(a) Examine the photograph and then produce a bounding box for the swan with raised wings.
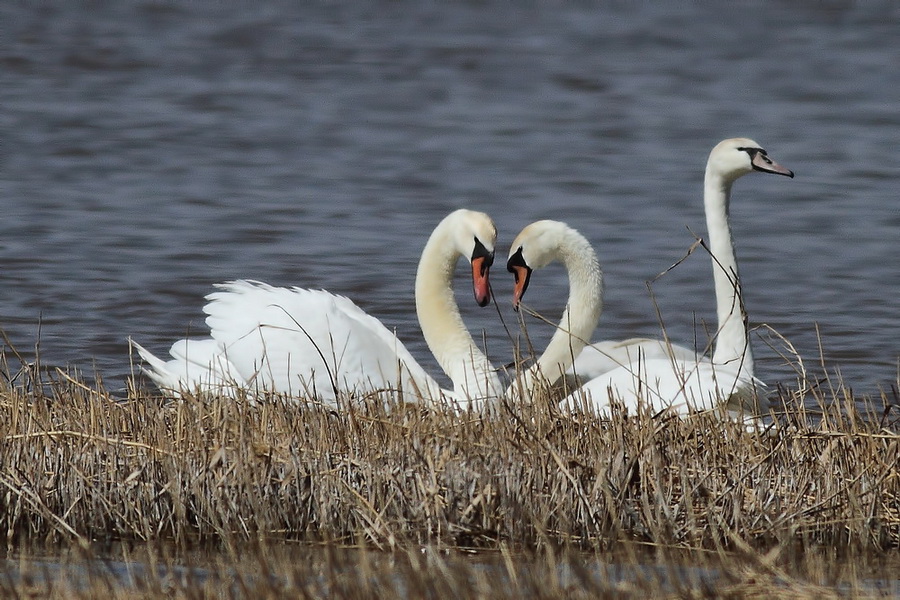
[508,138,793,414]
[132,209,502,408]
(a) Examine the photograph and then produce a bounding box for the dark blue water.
[3,2,899,399]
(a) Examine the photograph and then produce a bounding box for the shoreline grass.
[0,344,898,597]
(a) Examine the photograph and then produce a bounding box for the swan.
[505,220,603,394]
[132,209,503,408]
[511,138,793,415]
[570,139,794,386]
[505,221,734,412]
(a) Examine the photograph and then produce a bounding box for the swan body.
[563,357,759,416]
[134,281,444,401]
[513,138,792,416]
[133,209,502,407]
[570,338,698,380]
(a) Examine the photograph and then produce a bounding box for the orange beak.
[506,246,532,312]
[471,255,491,307]
[510,264,530,311]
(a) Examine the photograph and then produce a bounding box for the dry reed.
[0,341,898,597]
[1,349,898,551]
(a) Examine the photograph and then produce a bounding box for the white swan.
[505,220,603,393]
[512,138,793,415]
[132,209,503,408]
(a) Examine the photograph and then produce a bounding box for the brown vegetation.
[0,345,898,597]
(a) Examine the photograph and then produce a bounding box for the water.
[6,545,900,596]
[3,2,899,399]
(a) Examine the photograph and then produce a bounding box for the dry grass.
[0,342,898,597]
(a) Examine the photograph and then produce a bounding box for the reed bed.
[0,355,897,552]
[0,345,898,597]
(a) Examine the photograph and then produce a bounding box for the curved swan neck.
[415,217,501,403]
[703,166,754,377]
[528,227,603,388]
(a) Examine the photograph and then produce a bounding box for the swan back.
[570,337,700,381]
[564,357,759,417]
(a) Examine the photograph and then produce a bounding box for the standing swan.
[511,138,793,414]
[132,209,502,408]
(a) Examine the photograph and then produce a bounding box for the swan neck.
[415,222,501,402]
[704,168,754,377]
[528,231,603,388]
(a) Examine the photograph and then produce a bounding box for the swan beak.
[506,246,532,311]
[510,265,532,311]
[751,151,794,178]
[471,256,492,307]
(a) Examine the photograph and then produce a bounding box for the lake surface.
[3,2,899,400]
[5,543,900,596]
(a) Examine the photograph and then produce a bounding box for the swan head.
[708,138,794,183]
[506,220,572,310]
[449,209,497,307]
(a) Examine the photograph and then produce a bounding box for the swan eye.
[506,246,527,277]
[472,237,494,267]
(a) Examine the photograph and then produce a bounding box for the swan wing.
[202,280,440,403]
[131,338,247,396]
